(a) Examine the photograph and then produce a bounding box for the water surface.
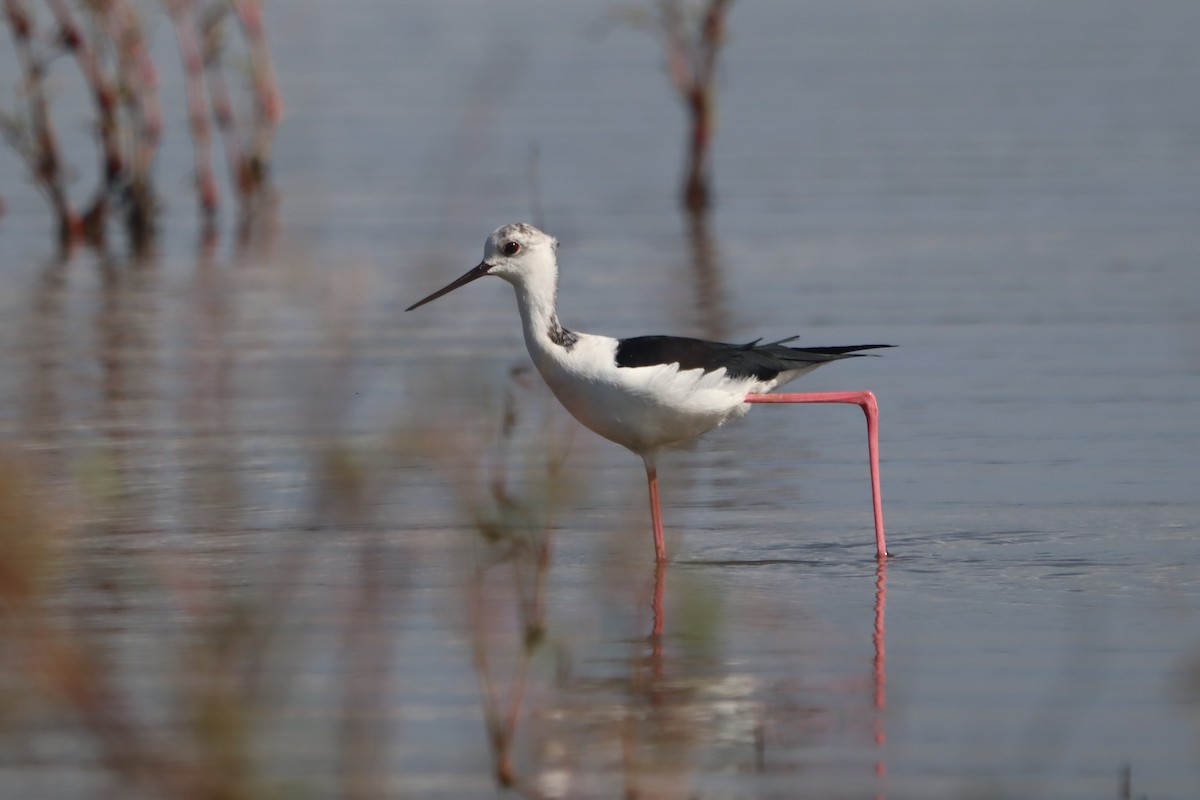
[0,1,1198,797]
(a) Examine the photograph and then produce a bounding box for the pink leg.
[644,459,668,563]
[745,390,889,559]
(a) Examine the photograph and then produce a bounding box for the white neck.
[510,264,570,354]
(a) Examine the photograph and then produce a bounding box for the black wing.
[614,336,892,381]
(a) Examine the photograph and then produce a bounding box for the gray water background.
[1,0,1198,797]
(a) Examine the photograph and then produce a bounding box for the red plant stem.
[3,0,78,242]
[167,0,219,217]
[198,7,249,194]
[690,0,729,166]
[44,0,121,190]
[230,0,282,177]
[109,0,163,188]
[659,0,732,211]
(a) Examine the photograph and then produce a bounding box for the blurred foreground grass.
[0,233,724,798]
[0,237,511,797]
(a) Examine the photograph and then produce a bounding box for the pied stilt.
[407,224,892,562]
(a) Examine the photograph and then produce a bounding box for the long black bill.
[405,261,493,312]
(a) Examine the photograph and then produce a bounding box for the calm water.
[1,1,1198,797]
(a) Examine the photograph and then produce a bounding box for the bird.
[407,223,891,562]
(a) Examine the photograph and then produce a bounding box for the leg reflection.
[645,560,666,686]
[873,559,889,790]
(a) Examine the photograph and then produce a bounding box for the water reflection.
[182,235,240,535]
[1,217,417,797]
[874,560,888,786]
[511,559,892,797]
[684,209,729,341]
[22,257,68,444]
[4,221,891,797]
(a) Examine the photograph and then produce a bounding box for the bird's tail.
[784,343,894,356]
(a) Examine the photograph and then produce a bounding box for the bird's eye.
[502,241,520,256]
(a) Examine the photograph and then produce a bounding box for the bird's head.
[406,223,559,312]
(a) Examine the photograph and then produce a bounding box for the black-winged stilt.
[407,224,892,562]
